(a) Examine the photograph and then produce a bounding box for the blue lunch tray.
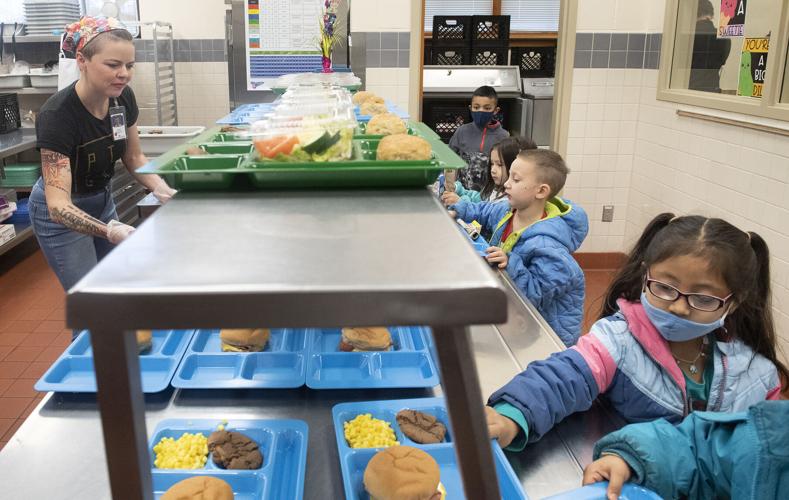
[34,330,195,393]
[216,103,275,125]
[171,329,308,389]
[543,482,662,500]
[332,397,527,500]
[150,418,308,500]
[355,101,410,122]
[305,327,440,390]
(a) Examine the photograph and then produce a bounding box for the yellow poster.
[737,37,768,98]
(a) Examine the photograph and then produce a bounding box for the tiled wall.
[349,0,413,110]
[131,62,229,128]
[574,33,661,70]
[362,33,411,69]
[133,39,226,63]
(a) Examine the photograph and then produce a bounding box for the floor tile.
[19,362,50,380]
[22,398,41,419]
[23,333,60,347]
[3,320,42,334]
[46,308,66,321]
[34,346,64,364]
[0,397,34,419]
[33,320,66,334]
[4,346,43,363]
[19,308,54,322]
[0,345,13,361]
[0,332,29,347]
[1,418,23,442]
[0,418,14,439]
[0,361,28,379]
[0,379,13,394]
[2,378,36,398]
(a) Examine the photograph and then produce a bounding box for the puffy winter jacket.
[489,299,781,444]
[593,400,789,500]
[453,197,588,345]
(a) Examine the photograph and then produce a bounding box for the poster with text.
[719,0,747,38]
[245,0,322,90]
[737,37,768,97]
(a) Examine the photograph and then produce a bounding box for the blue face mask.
[471,110,495,128]
[640,292,726,342]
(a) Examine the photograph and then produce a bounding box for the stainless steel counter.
[0,128,37,160]
[0,273,624,499]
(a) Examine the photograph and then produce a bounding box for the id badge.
[109,105,127,141]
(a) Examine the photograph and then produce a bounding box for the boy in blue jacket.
[449,149,588,346]
[584,400,789,500]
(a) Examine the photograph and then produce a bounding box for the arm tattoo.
[50,205,107,238]
[41,150,73,195]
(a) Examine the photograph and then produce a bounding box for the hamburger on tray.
[219,328,271,352]
[364,446,447,500]
[338,327,393,352]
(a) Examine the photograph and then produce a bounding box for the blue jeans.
[28,178,118,338]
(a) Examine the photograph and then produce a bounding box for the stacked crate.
[469,15,510,67]
[427,15,511,67]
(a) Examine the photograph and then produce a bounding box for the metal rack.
[66,190,509,499]
[129,21,178,126]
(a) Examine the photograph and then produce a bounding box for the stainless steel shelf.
[1,34,61,43]
[3,87,57,95]
[66,189,510,500]
[0,129,37,161]
[68,190,507,330]
[0,223,33,257]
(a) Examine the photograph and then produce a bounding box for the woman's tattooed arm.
[40,149,108,238]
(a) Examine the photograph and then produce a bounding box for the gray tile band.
[133,38,226,63]
[359,31,411,69]
[575,32,661,69]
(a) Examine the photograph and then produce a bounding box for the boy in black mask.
[448,85,510,192]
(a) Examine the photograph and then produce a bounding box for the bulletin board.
[244,0,323,90]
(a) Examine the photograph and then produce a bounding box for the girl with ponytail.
[484,213,786,452]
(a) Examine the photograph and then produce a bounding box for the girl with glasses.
[484,213,787,452]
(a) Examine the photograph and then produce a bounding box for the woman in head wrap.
[29,17,176,318]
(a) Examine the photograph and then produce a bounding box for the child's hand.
[441,191,460,206]
[485,406,520,448]
[447,210,457,219]
[486,247,508,268]
[582,454,633,500]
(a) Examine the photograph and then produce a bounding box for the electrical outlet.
[602,205,614,222]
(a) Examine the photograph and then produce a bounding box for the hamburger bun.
[136,330,152,354]
[364,446,443,500]
[352,90,378,105]
[376,134,432,161]
[219,329,271,352]
[161,476,233,500]
[360,101,388,116]
[339,327,392,352]
[366,113,407,136]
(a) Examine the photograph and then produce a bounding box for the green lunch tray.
[138,134,463,191]
[0,163,41,188]
[354,121,441,142]
[188,126,251,145]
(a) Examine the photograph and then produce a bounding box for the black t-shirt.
[36,82,139,194]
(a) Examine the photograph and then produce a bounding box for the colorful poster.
[719,0,747,38]
[737,37,768,98]
[245,0,323,90]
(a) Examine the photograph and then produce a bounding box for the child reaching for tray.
[485,214,787,452]
[584,400,789,500]
[448,149,588,346]
[441,136,536,206]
